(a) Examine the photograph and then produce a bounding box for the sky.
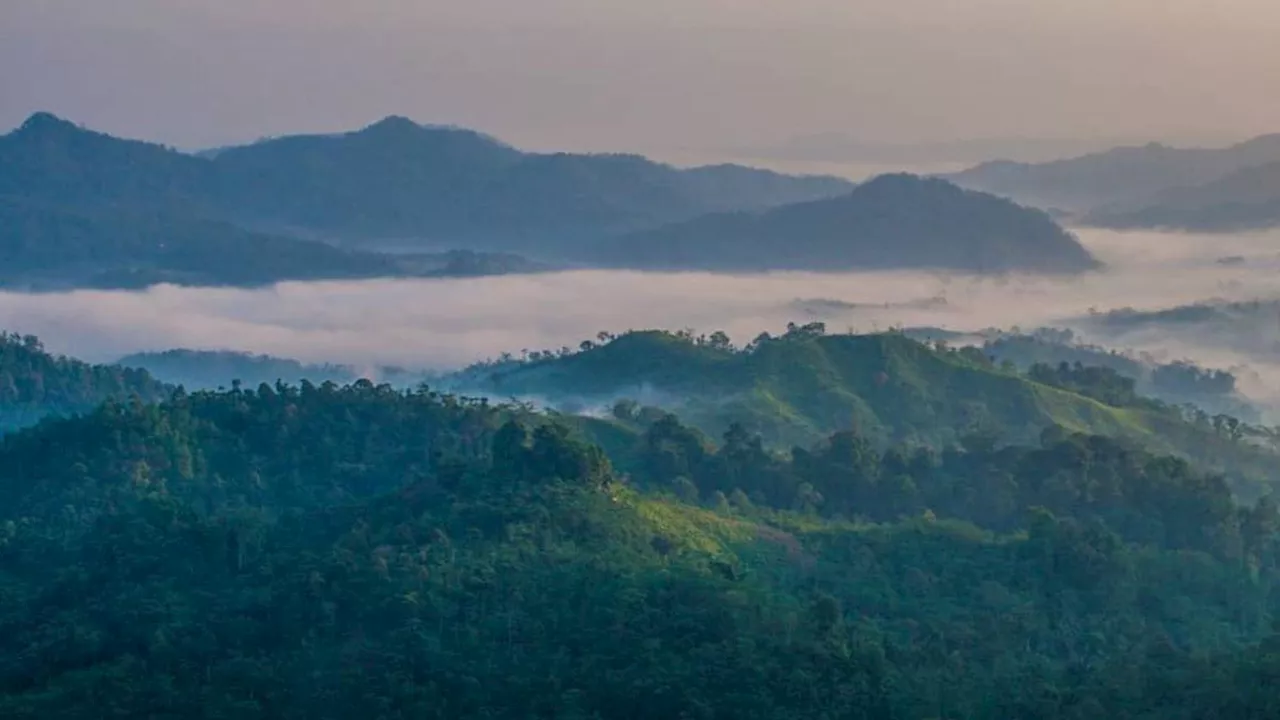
[3,0,1279,162]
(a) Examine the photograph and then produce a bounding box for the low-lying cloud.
[4,228,1280,403]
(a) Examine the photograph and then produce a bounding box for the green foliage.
[0,333,168,432]
[461,329,1280,494]
[0,381,1277,717]
[1028,361,1149,409]
[627,415,1272,564]
[985,329,1257,421]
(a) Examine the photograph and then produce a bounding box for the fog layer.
[3,229,1279,394]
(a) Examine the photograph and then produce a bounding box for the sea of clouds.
[4,227,1280,400]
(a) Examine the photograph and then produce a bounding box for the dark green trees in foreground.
[0,380,1278,718]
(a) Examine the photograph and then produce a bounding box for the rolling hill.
[946,133,1280,213]
[449,328,1280,494]
[596,174,1101,273]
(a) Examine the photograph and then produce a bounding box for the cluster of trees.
[0,379,1277,717]
[456,326,1280,499]
[1027,361,1149,408]
[985,329,1257,421]
[630,414,1278,564]
[0,333,168,431]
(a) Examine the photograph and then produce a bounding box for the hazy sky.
[3,0,1279,157]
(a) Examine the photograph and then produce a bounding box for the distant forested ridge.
[117,349,435,391]
[116,349,361,390]
[1084,160,1280,232]
[0,333,168,431]
[1080,299,1280,367]
[0,196,411,289]
[982,329,1258,421]
[946,133,1280,213]
[0,112,853,287]
[0,377,1277,718]
[597,174,1101,274]
[3,112,1099,282]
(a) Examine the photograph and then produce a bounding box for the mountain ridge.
[596,174,1101,274]
[945,133,1280,213]
[1084,160,1280,231]
[3,112,1091,279]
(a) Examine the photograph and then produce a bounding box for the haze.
[7,228,1280,411]
[4,0,1279,167]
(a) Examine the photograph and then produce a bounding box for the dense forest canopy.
[449,326,1280,499]
[0,376,1277,718]
[0,333,168,431]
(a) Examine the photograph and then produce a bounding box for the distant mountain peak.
[15,111,81,136]
[857,172,928,189]
[360,115,424,135]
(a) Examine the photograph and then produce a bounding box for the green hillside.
[0,382,1277,718]
[0,333,169,432]
[454,328,1280,493]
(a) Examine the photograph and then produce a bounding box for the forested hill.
[597,174,1101,274]
[451,327,1280,494]
[0,381,1277,717]
[0,333,168,431]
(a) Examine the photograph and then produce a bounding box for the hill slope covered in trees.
[0,381,1276,718]
[0,333,168,431]
[450,327,1280,495]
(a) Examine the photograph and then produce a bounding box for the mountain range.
[946,134,1280,223]
[0,112,1101,285]
[1084,160,1280,232]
